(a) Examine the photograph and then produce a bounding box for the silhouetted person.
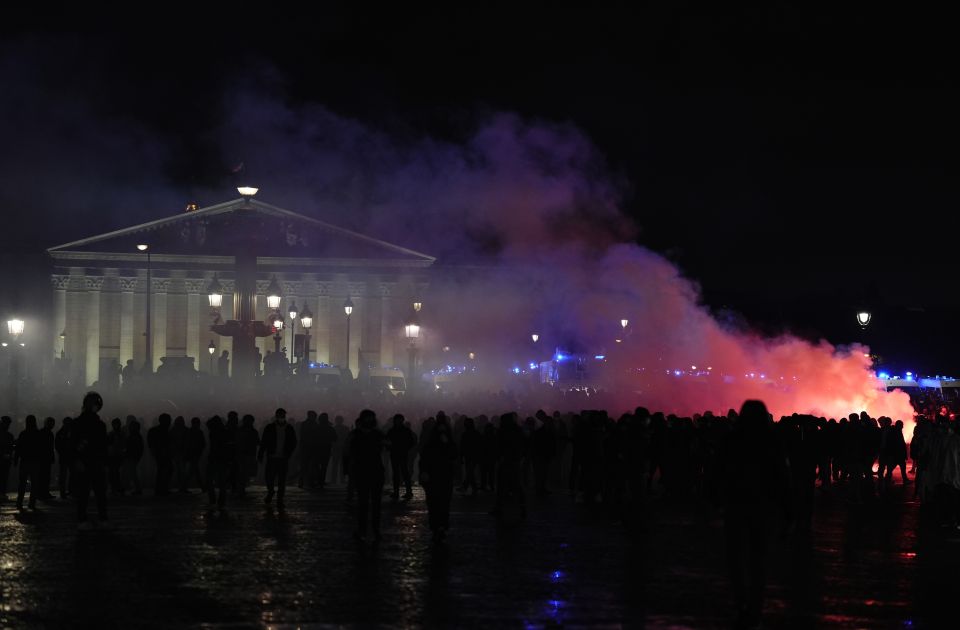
[14,415,41,510]
[493,413,526,521]
[218,350,230,378]
[532,413,556,496]
[170,416,188,493]
[259,408,298,509]
[721,400,789,629]
[72,392,109,529]
[420,418,459,542]
[225,411,240,493]
[206,416,230,510]
[884,420,909,486]
[459,416,481,495]
[236,414,258,494]
[107,417,126,495]
[124,418,143,495]
[55,417,73,499]
[480,422,497,491]
[351,409,384,541]
[121,359,136,388]
[148,414,173,495]
[37,416,57,499]
[331,415,349,486]
[298,410,320,488]
[386,414,416,499]
[184,417,206,491]
[316,413,337,488]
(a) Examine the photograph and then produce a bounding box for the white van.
[368,367,407,396]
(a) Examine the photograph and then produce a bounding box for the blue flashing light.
[906,371,913,377]
[555,353,568,361]
[673,370,682,376]
[594,354,605,360]
[529,362,538,370]
[551,570,564,581]
[878,371,890,379]
[511,366,521,375]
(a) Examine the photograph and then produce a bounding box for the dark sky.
[2,7,958,372]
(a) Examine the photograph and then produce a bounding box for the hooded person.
[71,392,110,529]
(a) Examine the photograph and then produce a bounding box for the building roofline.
[47,197,436,263]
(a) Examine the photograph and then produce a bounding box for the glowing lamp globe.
[343,296,354,317]
[266,276,282,310]
[288,300,298,321]
[237,186,259,196]
[137,244,149,252]
[299,304,313,330]
[207,341,216,355]
[405,323,420,339]
[6,319,24,338]
[207,275,224,309]
[531,333,539,343]
[620,318,629,329]
[856,311,872,328]
[468,351,476,360]
[413,300,423,312]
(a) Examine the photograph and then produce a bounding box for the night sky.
[1,7,957,373]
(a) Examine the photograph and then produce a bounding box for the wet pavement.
[0,475,950,628]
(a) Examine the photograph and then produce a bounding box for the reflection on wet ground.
[0,476,943,628]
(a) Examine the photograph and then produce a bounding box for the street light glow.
[620,318,629,329]
[6,319,24,338]
[237,186,259,196]
[531,333,539,343]
[136,244,148,251]
[857,311,872,327]
[344,296,354,316]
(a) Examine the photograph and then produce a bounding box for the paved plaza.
[0,477,950,628]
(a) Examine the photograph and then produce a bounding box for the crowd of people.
[1,389,951,627]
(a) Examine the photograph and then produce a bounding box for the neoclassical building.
[48,195,434,385]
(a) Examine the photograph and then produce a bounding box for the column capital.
[51,274,71,290]
[152,278,171,293]
[118,277,138,292]
[184,279,206,294]
[84,277,104,291]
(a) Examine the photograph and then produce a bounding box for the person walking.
[317,413,337,489]
[124,419,144,496]
[184,417,206,492]
[259,408,298,509]
[147,414,172,496]
[55,417,74,499]
[386,414,416,500]
[351,409,385,542]
[71,392,110,529]
[420,419,459,542]
[107,418,126,495]
[0,417,14,502]
[206,416,230,511]
[14,415,41,510]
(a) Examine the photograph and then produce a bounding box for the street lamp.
[413,300,422,313]
[270,314,284,353]
[6,318,24,420]
[207,274,223,310]
[856,311,872,328]
[405,314,420,388]
[137,244,152,372]
[287,300,298,366]
[266,276,282,311]
[299,304,313,371]
[207,340,215,373]
[343,296,354,374]
[620,318,629,330]
[531,333,539,343]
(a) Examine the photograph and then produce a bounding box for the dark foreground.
[0,476,954,628]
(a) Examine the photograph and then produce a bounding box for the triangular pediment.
[48,198,435,264]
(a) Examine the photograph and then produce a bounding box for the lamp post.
[299,304,313,373]
[270,315,284,353]
[207,274,223,311]
[207,340,215,374]
[405,316,420,389]
[137,244,151,372]
[856,311,872,329]
[7,318,24,420]
[344,296,354,374]
[287,300,298,366]
[531,333,539,343]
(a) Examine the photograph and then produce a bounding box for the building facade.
[48,196,434,385]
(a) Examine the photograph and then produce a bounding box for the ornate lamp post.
[531,333,539,343]
[404,315,420,387]
[343,296,354,374]
[207,340,216,374]
[7,318,24,420]
[287,300,298,366]
[856,311,872,329]
[270,314,284,354]
[137,244,151,372]
[207,274,223,311]
[266,276,282,311]
[299,304,313,372]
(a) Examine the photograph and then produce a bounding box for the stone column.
[185,279,204,368]
[219,280,234,373]
[152,278,169,372]
[283,281,299,361]
[348,282,364,376]
[118,277,136,366]
[314,289,330,365]
[84,277,104,386]
[51,275,69,359]
[379,282,394,368]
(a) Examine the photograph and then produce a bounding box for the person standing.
[459,417,482,496]
[107,418,126,495]
[330,415,349,486]
[259,408,298,509]
[298,411,320,489]
[170,416,188,493]
[71,392,110,529]
[14,415,41,510]
[184,417,206,491]
[0,417,14,502]
[37,417,57,499]
[317,413,337,489]
[386,414,416,500]
[206,416,230,511]
[55,417,73,499]
[420,419,459,542]
[217,350,230,378]
[147,414,172,496]
[351,409,385,541]
[236,414,258,494]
